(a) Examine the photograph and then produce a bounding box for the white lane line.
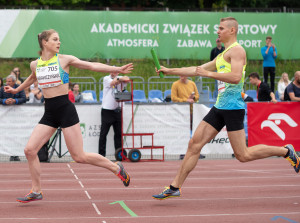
[67,164,90,199]
[78,181,84,188]
[0,211,299,220]
[85,190,91,200]
[92,203,101,215]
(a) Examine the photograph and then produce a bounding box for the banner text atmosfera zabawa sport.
[0,10,298,59]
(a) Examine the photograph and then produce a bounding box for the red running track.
[0,158,299,223]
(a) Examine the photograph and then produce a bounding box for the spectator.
[12,67,23,85]
[248,72,277,103]
[171,76,204,159]
[210,39,225,89]
[261,36,277,92]
[0,74,26,161]
[210,39,225,61]
[277,72,291,100]
[28,81,43,103]
[284,71,300,101]
[241,92,254,102]
[0,74,26,105]
[68,82,75,103]
[24,86,31,102]
[171,76,199,103]
[99,72,130,157]
[0,77,3,88]
[73,83,83,103]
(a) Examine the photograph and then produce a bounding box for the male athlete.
[152,17,299,200]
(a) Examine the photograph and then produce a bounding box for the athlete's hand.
[195,66,208,77]
[118,63,133,74]
[4,86,17,94]
[156,66,170,76]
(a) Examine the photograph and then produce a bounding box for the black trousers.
[98,108,122,157]
[263,67,276,92]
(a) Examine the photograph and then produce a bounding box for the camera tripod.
[47,127,69,162]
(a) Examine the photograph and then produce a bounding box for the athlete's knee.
[234,151,251,163]
[72,154,87,164]
[24,145,37,158]
[187,138,202,155]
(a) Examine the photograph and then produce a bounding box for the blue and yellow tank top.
[36,54,69,88]
[215,42,246,110]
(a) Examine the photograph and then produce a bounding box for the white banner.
[0,104,233,157]
[192,104,233,154]
[0,104,190,156]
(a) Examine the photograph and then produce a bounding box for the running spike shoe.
[116,162,130,187]
[17,190,43,203]
[152,186,181,200]
[285,144,300,173]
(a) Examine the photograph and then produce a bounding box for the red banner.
[247,102,300,151]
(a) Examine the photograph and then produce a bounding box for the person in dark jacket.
[0,74,26,162]
[248,72,277,103]
[0,74,26,105]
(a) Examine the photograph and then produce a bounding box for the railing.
[147,76,193,92]
[70,75,281,103]
[70,77,97,92]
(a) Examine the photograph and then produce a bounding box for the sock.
[116,166,120,175]
[284,148,290,158]
[170,185,179,191]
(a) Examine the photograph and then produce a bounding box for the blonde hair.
[37,29,58,55]
[279,72,290,83]
[220,17,238,34]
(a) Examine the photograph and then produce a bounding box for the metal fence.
[70,77,97,91]
[71,75,281,103]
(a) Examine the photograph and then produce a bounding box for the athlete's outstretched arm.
[65,55,133,74]
[196,46,246,84]
[156,60,216,77]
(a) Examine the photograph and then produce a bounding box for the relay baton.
[151,48,164,78]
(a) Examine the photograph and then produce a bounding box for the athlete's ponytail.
[37,29,57,56]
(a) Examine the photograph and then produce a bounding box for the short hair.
[6,74,16,82]
[295,71,300,78]
[220,17,238,34]
[266,36,272,40]
[248,72,260,80]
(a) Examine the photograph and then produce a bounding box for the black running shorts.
[39,94,79,128]
[203,106,245,132]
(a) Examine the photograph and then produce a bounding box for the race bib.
[218,80,225,93]
[36,65,62,88]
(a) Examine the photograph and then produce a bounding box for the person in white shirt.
[277,72,291,100]
[99,72,130,157]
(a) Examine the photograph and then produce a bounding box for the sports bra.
[36,54,69,89]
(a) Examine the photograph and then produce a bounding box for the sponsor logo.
[48,62,57,65]
[261,113,298,140]
[80,123,86,138]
